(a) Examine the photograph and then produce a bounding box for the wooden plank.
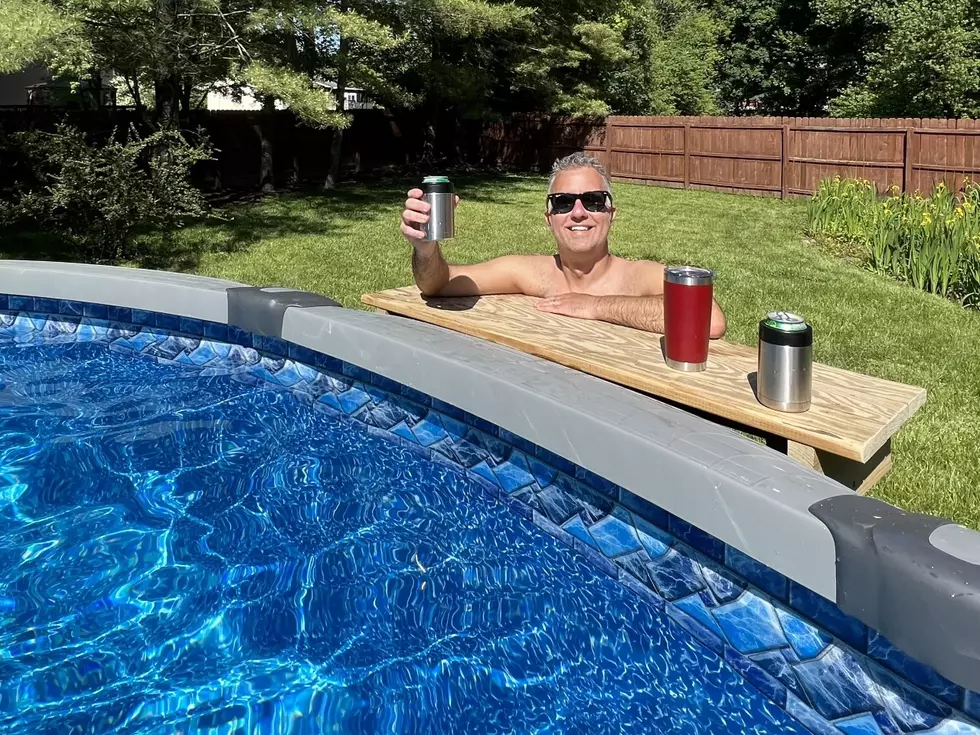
[610,175,686,185]
[614,121,784,131]
[785,439,892,495]
[689,179,782,193]
[781,125,790,199]
[604,118,613,175]
[904,128,915,193]
[610,147,683,156]
[788,127,904,135]
[788,157,904,168]
[914,125,980,134]
[683,123,690,189]
[691,151,782,162]
[913,162,980,174]
[361,288,927,464]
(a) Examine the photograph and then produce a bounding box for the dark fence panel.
[0,107,605,192]
[4,107,975,196]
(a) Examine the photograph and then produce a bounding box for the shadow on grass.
[0,173,548,273]
[0,227,78,262]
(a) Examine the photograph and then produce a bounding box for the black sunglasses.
[547,190,612,214]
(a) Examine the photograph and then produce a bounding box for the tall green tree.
[0,0,348,129]
[823,0,980,118]
[245,0,410,186]
[605,0,721,115]
[504,0,629,116]
[707,0,873,115]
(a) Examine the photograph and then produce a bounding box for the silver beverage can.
[421,175,455,241]
[757,311,813,413]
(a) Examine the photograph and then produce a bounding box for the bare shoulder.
[510,254,561,296]
[617,256,667,295]
[477,253,555,278]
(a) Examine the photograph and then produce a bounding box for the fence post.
[604,117,612,176]
[904,128,915,194]
[683,123,690,189]
[781,125,790,199]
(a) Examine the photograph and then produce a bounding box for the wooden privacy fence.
[4,107,979,196]
[582,117,980,198]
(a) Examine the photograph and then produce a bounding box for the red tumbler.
[663,266,714,372]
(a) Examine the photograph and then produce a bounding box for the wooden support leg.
[782,438,892,495]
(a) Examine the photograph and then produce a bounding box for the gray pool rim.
[1,259,977,694]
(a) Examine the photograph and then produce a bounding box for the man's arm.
[411,242,528,297]
[402,188,534,297]
[593,295,727,338]
[536,293,727,338]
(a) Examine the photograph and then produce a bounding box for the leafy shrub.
[806,177,980,309]
[2,123,212,262]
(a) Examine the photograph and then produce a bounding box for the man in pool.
[398,151,727,338]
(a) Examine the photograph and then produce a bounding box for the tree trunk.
[324,32,350,190]
[154,75,181,129]
[88,68,102,111]
[180,82,192,118]
[153,0,181,129]
[256,95,276,193]
[422,99,438,167]
[285,33,302,186]
[124,75,145,123]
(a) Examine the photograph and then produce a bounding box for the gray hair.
[548,152,612,194]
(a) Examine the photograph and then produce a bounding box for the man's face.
[545,167,615,256]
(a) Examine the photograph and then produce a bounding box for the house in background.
[1,68,374,112]
[0,67,50,106]
[0,66,115,108]
[206,79,378,111]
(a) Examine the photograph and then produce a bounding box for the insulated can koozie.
[421,175,455,241]
[757,311,813,412]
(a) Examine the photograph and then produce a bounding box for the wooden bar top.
[361,287,927,464]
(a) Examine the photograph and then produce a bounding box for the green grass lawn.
[6,174,980,528]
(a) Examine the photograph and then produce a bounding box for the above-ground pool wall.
[1,260,979,734]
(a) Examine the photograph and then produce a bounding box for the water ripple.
[0,340,809,734]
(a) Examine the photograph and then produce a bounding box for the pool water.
[0,339,810,734]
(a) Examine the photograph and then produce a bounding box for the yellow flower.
[955,207,965,219]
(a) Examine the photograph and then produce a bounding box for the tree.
[824,0,980,118]
[605,0,721,116]
[245,0,411,187]
[0,0,347,130]
[707,0,873,115]
[497,0,632,117]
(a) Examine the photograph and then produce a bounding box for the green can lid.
[422,175,450,183]
[764,311,808,332]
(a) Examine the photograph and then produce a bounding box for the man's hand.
[400,188,460,244]
[535,293,600,319]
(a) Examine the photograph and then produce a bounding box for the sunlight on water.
[0,340,808,734]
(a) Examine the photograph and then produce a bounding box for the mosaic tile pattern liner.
[2,296,978,735]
